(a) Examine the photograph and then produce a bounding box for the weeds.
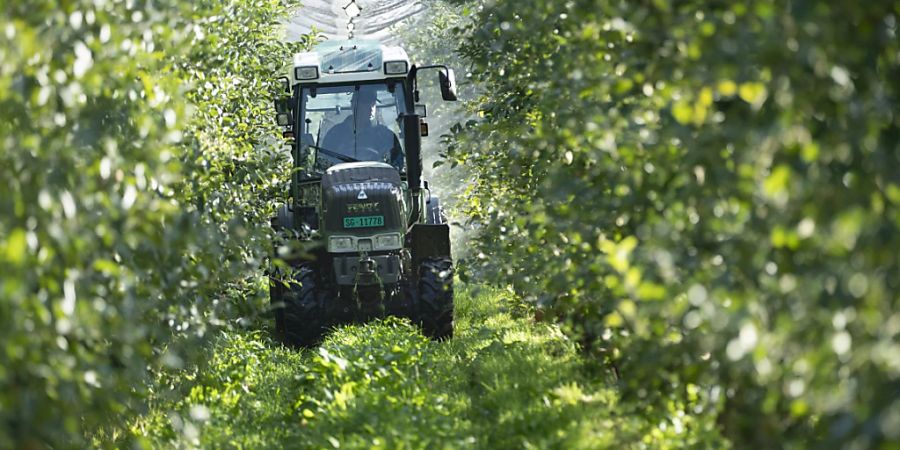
[131,283,723,449]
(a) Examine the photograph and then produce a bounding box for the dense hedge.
[0,1,310,447]
[448,0,899,447]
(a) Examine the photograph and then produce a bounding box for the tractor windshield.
[298,82,407,176]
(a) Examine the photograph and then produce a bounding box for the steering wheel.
[356,146,384,162]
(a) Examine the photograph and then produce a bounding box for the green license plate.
[343,215,385,228]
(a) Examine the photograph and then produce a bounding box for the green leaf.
[3,228,27,266]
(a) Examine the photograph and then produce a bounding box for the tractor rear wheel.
[417,257,454,340]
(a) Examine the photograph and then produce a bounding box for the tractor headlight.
[294,66,319,80]
[374,233,402,250]
[384,61,408,75]
[328,233,402,252]
[328,236,353,252]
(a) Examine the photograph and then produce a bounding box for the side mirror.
[277,76,290,94]
[276,112,292,126]
[438,69,458,101]
[274,96,290,114]
[415,104,427,117]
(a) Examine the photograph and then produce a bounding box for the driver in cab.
[321,88,403,168]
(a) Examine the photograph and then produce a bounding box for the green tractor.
[269,40,457,346]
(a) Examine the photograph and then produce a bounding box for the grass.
[129,284,721,449]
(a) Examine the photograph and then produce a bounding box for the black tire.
[418,257,454,340]
[268,275,287,342]
[269,204,293,342]
[280,265,331,347]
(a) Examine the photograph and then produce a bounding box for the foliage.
[394,1,479,261]
[0,0,313,447]
[5,0,896,447]
[133,285,724,448]
[446,0,900,447]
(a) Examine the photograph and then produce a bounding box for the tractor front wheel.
[268,275,287,342]
[417,257,454,340]
[280,264,332,347]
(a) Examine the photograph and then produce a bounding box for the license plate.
[343,215,384,228]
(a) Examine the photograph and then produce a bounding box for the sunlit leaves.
[0,0,315,447]
[737,82,767,106]
[448,0,900,447]
[2,229,28,266]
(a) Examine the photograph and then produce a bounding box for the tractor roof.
[290,39,410,85]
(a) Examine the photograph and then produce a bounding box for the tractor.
[269,40,457,346]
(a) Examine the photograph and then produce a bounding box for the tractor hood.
[322,162,401,188]
[321,162,406,240]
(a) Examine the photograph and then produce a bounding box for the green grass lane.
[131,285,717,449]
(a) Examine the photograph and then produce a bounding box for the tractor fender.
[271,204,294,231]
[409,223,451,270]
